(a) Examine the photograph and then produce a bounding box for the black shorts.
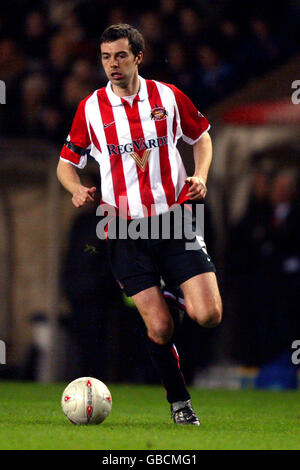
[106,204,216,297]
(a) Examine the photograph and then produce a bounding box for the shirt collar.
[106,76,149,106]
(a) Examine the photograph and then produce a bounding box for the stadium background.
[0,0,299,389]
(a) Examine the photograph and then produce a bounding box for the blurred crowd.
[0,0,299,145]
[229,158,300,384]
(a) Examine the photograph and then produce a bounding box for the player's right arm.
[57,96,96,208]
[57,160,96,208]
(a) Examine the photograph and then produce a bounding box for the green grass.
[0,381,299,450]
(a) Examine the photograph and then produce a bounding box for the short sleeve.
[166,84,210,145]
[60,98,91,168]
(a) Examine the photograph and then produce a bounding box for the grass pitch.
[0,381,299,450]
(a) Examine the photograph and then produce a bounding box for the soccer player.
[57,24,222,426]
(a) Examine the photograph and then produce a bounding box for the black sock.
[146,336,190,404]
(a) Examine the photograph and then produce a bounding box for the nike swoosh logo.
[103,121,115,128]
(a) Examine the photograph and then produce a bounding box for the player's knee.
[201,305,222,328]
[148,319,174,345]
[186,302,222,328]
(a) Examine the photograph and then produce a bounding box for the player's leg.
[131,285,200,425]
[155,241,220,425]
[131,286,191,403]
[180,272,222,328]
[107,235,199,424]
[132,285,174,344]
[168,201,222,326]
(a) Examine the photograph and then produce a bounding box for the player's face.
[100,38,142,89]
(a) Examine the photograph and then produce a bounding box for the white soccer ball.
[61,377,112,425]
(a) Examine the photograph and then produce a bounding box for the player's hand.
[72,185,97,208]
[185,176,207,200]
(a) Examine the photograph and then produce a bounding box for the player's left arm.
[185,132,212,200]
[164,84,212,200]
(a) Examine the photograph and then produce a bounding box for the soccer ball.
[61,377,112,425]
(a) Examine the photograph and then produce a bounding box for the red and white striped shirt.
[60,76,210,219]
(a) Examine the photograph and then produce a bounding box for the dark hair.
[100,24,145,57]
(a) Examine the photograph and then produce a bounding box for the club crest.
[150,106,168,121]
